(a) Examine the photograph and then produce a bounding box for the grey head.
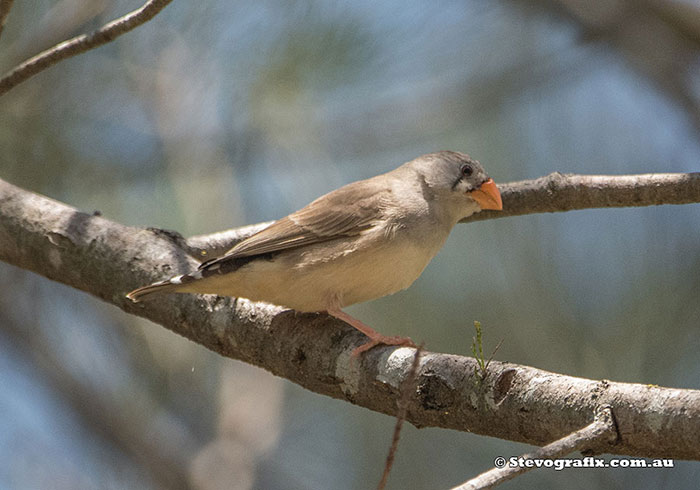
[408,151,491,192]
[401,151,503,218]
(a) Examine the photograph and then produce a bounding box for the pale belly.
[186,230,450,312]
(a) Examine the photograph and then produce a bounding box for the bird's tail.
[126,274,193,303]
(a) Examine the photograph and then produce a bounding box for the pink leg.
[327,309,416,357]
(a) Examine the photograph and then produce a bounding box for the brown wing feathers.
[128,178,392,302]
[199,179,389,270]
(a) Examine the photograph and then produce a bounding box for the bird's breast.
[288,223,451,309]
[205,222,453,312]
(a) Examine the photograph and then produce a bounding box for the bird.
[127,151,503,356]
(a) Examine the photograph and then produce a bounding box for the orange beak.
[469,179,503,210]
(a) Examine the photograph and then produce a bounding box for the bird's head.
[408,151,503,219]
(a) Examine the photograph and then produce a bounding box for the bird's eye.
[460,164,473,177]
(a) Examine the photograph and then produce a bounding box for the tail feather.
[126,271,203,302]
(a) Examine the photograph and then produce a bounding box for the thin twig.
[377,344,424,490]
[483,338,504,373]
[450,406,618,490]
[0,0,173,96]
[0,0,13,38]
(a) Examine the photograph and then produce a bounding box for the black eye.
[460,164,473,177]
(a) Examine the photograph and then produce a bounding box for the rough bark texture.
[1,174,700,460]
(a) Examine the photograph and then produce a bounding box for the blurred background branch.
[532,0,700,130]
[0,0,13,38]
[0,0,172,96]
[0,306,196,490]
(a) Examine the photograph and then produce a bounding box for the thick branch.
[1,175,699,460]
[0,0,172,96]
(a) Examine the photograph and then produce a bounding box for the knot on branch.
[542,171,571,192]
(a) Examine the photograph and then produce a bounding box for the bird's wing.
[199,178,391,269]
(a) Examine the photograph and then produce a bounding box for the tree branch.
[452,406,618,489]
[1,174,699,460]
[0,0,172,96]
[185,172,700,255]
[464,171,700,222]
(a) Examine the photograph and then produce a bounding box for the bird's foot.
[351,334,416,358]
[326,308,417,358]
